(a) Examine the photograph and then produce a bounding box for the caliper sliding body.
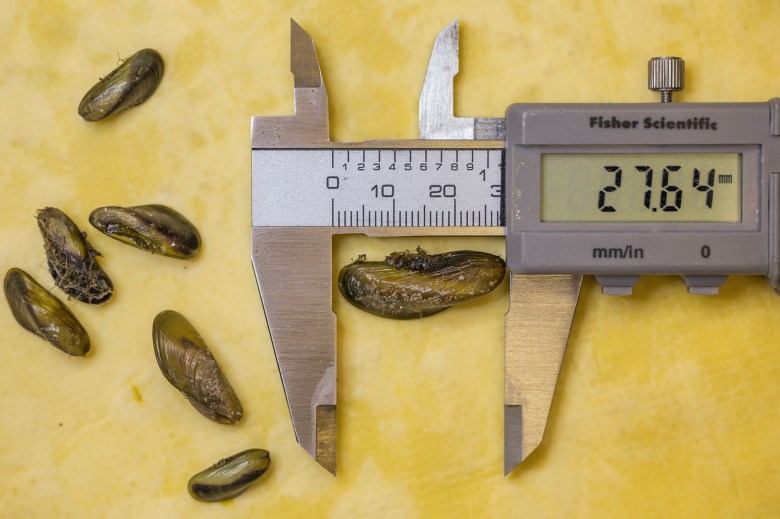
[251,20,780,475]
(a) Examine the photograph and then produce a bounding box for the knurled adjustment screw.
[648,56,685,102]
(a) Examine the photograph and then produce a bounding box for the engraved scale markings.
[252,148,504,227]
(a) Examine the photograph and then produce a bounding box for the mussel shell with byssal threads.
[36,207,113,305]
[89,205,201,259]
[152,310,243,424]
[338,248,506,319]
[188,449,271,502]
[4,268,90,356]
[78,48,164,122]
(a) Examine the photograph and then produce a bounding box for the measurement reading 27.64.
[596,165,731,213]
[540,153,741,223]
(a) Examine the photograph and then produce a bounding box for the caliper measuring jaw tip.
[251,19,570,476]
[419,19,506,140]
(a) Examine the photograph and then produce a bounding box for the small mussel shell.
[188,449,271,502]
[338,248,506,319]
[4,268,90,356]
[153,310,243,424]
[78,48,164,122]
[89,204,201,259]
[36,207,113,305]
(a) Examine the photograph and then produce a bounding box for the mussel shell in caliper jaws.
[338,248,506,319]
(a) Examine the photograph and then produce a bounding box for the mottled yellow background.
[1,1,779,517]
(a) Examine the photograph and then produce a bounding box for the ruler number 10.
[371,184,395,198]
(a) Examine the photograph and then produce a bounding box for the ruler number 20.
[430,184,456,197]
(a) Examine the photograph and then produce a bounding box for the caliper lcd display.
[540,153,741,223]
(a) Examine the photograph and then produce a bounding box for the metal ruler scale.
[252,147,504,228]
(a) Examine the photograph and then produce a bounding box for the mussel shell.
[152,310,243,424]
[36,207,113,305]
[4,268,90,356]
[89,204,200,259]
[78,48,164,122]
[188,449,271,502]
[338,249,506,319]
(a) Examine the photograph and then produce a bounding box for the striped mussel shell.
[4,268,90,356]
[36,207,113,305]
[152,310,243,424]
[188,449,271,502]
[338,247,506,319]
[89,204,201,259]
[78,48,164,121]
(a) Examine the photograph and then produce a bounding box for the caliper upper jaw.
[251,20,336,475]
[251,19,329,149]
[419,19,505,141]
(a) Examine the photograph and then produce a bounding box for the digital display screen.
[540,153,741,222]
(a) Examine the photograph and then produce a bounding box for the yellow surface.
[1,1,779,517]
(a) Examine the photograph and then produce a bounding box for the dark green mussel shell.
[153,310,243,424]
[338,248,506,319]
[188,449,271,502]
[4,268,90,356]
[89,204,200,259]
[36,207,113,305]
[78,48,164,121]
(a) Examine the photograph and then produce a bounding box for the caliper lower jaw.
[251,20,336,474]
[503,274,582,474]
[252,19,572,476]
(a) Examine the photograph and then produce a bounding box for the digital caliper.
[251,19,780,475]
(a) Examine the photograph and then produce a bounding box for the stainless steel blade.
[252,227,337,473]
[419,19,505,140]
[504,273,583,474]
[251,19,329,150]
